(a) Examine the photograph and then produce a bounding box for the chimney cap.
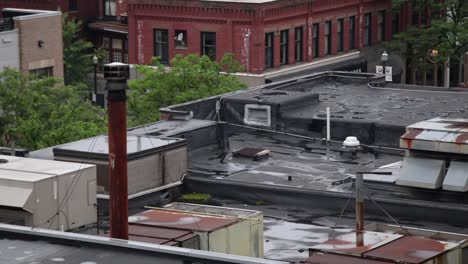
[104,62,129,82]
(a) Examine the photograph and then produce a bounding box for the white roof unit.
[0,155,97,230]
[396,157,445,189]
[443,161,468,192]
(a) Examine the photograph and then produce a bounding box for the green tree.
[390,0,468,83]
[0,68,106,150]
[62,13,94,86]
[127,54,246,125]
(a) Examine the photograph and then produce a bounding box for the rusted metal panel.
[401,118,468,154]
[128,235,174,245]
[311,231,402,256]
[364,236,458,263]
[128,224,194,240]
[306,253,393,263]
[128,209,240,232]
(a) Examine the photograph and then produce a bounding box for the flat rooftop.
[0,223,282,264]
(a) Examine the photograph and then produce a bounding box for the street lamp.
[378,51,391,82]
[93,55,98,102]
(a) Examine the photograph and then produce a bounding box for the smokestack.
[104,62,129,240]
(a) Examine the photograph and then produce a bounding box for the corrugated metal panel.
[310,231,402,256]
[129,224,193,240]
[306,254,393,264]
[443,161,468,192]
[128,209,240,232]
[364,236,459,264]
[396,157,445,189]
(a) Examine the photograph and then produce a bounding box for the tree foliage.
[127,54,247,125]
[390,0,468,70]
[62,13,94,86]
[0,68,106,150]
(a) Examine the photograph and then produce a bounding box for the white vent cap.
[343,136,360,147]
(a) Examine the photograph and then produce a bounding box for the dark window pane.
[313,23,319,58]
[350,16,356,49]
[337,18,343,52]
[364,13,371,46]
[294,26,303,62]
[265,32,274,69]
[154,29,169,64]
[280,30,289,65]
[325,21,331,55]
[201,32,216,60]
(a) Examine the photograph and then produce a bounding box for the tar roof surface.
[189,131,401,192]
[227,78,468,126]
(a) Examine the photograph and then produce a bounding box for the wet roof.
[189,131,402,193]
[0,223,283,264]
[363,236,458,263]
[53,135,186,160]
[127,120,217,137]
[311,231,402,256]
[306,254,393,264]
[129,209,240,232]
[223,77,468,127]
[0,155,93,182]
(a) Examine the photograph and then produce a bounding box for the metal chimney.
[104,62,129,240]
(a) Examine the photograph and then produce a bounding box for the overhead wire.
[36,108,108,230]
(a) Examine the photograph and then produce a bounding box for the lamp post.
[93,55,98,103]
[376,51,391,82]
[381,51,389,80]
[429,49,439,86]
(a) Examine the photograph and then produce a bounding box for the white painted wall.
[0,29,20,70]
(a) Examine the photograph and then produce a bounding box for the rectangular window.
[101,37,128,64]
[337,18,344,52]
[280,30,289,65]
[349,16,356,49]
[324,21,331,55]
[201,32,216,61]
[265,32,274,69]
[364,13,371,46]
[411,7,419,25]
[69,0,78,11]
[104,0,116,16]
[312,23,319,58]
[378,10,385,42]
[154,29,169,64]
[30,67,53,79]
[392,13,400,35]
[174,30,187,49]
[294,27,303,62]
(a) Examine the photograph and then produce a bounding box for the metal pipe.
[355,172,364,247]
[105,63,129,240]
[326,107,330,142]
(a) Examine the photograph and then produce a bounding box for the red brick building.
[127,0,410,74]
[0,0,130,65]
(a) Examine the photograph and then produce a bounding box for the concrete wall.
[14,12,64,79]
[0,29,19,70]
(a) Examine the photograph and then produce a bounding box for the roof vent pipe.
[105,62,129,240]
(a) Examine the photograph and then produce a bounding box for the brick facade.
[127,0,404,74]
[15,12,64,79]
